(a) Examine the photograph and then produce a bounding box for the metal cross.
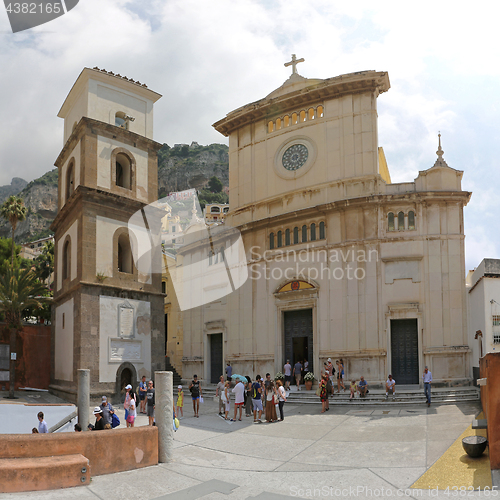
[284,54,305,75]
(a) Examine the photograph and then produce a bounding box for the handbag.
[200,396,204,403]
[315,387,322,397]
[111,413,120,428]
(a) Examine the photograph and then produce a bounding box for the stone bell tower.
[50,67,164,403]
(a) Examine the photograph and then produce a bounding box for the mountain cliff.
[0,143,229,243]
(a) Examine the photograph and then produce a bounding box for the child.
[223,381,231,420]
[127,396,136,427]
[176,385,184,419]
[37,411,48,433]
[350,380,356,400]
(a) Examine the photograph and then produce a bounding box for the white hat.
[325,371,329,375]
[93,407,102,415]
[178,385,182,389]
[327,358,332,362]
[125,384,132,390]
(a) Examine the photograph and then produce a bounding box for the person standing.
[265,380,278,422]
[216,375,225,415]
[245,376,253,417]
[293,360,303,391]
[231,378,245,421]
[276,380,287,421]
[189,374,202,418]
[100,396,114,426]
[423,366,432,407]
[336,360,345,393]
[123,384,136,422]
[319,374,328,413]
[37,412,48,433]
[223,381,231,420]
[127,396,136,427]
[284,360,292,390]
[225,362,232,381]
[139,375,147,414]
[91,407,105,430]
[146,380,155,426]
[327,358,334,394]
[176,385,184,419]
[252,375,263,423]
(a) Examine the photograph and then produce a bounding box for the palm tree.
[0,196,27,266]
[0,267,47,398]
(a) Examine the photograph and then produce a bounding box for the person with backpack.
[252,375,263,423]
[99,396,114,426]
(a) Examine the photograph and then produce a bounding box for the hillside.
[0,143,229,243]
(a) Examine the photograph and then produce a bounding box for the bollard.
[155,371,174,463]
[77,369,90,431]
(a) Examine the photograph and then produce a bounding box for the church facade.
[50,68,165,402]
[181,64,472,387]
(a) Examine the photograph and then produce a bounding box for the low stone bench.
[0,454,90,493]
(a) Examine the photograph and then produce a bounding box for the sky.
[0,0,499,271]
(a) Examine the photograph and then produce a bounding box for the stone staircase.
[200,384,480,406]
[165,358,182,387]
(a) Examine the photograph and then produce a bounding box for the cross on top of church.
[284,54,305,75]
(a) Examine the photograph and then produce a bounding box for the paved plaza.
[1,394,493,499]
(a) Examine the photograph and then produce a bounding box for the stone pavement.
[1,396,492,499]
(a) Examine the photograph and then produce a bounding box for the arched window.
[285,228,291,246]
[115,111,128,129]
[408,211,415,230]
[398,211,405,231]
[317,105,324,118]
[311,223,316,241]
[284,115,290,128]
[277,231,282,248]
[268,121,274,133]
[319,221,325,240]
[292,113,298,125]
[62,238,71,281]
[388,212,395,231]
[308,108,315,120]
[276,118,282,130]
[116,153,132,190]
[211,206,221,213]
[66,160,75,201]
[302,225,307,243]
[270,232,275,250]
[117,233,133,273]
[223,207,229,213]
[293,227,299,244]
[300,110,306,122]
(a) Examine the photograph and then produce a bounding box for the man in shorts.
[251,375,263,423]
[293,360,303,391]
[146,380,155,426]
[231,377,245,421]
[284,360,292,390]
[139,375,147,414]
[357,376,368,398]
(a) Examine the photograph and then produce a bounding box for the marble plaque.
[109,339,142,363]
[119,305,134,338]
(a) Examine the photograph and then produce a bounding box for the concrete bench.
[0,454,89,493]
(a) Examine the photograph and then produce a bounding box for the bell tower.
[50,67,164,402]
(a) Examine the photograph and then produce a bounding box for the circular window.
[274,136,317,179]
[282,144,309,171]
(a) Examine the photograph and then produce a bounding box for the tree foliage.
[208,176,223,193]
[0,195,27,265]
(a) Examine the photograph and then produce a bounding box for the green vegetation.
[20,168,58,194]
[1,195,27,266]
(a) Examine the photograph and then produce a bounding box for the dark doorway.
[284,309,313,372]
[210,333,223,384]
[390,319,419,384]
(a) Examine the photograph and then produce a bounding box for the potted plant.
[304,372,315,390]
[274,371,284,382]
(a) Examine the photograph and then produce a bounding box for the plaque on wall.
[109,338,142,363]
[118,301,134,338]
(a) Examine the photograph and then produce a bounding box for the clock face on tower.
[282,144,309,171]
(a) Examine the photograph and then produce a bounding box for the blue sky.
[0,0,498,270]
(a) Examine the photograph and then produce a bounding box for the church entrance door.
[390,319,419,384]
[209,333,223,384]
[284,309,313,373]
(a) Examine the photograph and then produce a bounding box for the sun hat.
[125,384,132,390]
[327,358,332,362]
[93,407,102,415]
[178,385,182,389]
